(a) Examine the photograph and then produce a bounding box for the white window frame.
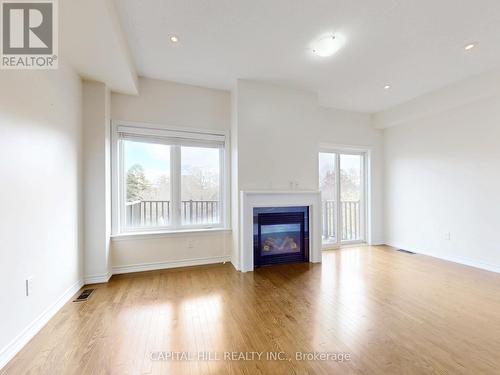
[111,120,230,235]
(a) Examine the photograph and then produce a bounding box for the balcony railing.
[126,199,358,238]
[126,200,220,227]
[322,200,361,242]
[182,200,220,224]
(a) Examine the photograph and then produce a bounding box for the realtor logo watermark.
[1,0,58,69]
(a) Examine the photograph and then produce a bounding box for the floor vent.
[397,249,416,254]
[74,289,95,302]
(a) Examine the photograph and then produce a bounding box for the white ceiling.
[61,0,138,95]
[114,0,500,113]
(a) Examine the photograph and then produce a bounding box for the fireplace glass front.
[253,206,309,267]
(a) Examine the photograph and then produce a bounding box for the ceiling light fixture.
[464,42,477,51]
[311,34,345,57]
[169,35,179,43]
[384,85,391,90]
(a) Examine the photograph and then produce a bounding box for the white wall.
[110,77,232,271]
[112,231,232,273]
[0,63,83,366]
[373,67,500,129]
[111,77,230,129]
[230,90,240,268]
[82,81,112,283]
[231,80,385,268]
[384,93,500,271]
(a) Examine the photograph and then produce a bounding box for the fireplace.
[253,206,309,267]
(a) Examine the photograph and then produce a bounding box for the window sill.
[110,227,231,241]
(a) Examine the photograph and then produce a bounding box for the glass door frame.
[319,148,367,248]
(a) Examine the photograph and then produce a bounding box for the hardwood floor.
[3,245,500,374]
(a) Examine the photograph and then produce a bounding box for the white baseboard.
[112,255,231,275]
[83,271,112,285]
[230,257,240,271]
[387,242,500,274]
[0,279,84,370]
[369,240,386,246]
[419,250,500,274]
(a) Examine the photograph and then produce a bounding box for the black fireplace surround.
[253,206,309,267]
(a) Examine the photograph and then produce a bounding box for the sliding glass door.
[319,151,365,246]
[339,153,364,242]
[319,152,338,245]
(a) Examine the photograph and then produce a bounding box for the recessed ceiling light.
[311,34,345,57]
[384,85,391,90]
[169,35,179,43]
[464,42,477,51]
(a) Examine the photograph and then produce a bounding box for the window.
[113,123,227,234]
[123,140,171,228]
[181,146,220,225]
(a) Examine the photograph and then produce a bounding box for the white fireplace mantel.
[239,190,322,272]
